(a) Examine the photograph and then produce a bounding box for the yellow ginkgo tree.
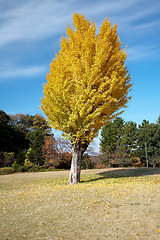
[41,13,132,184]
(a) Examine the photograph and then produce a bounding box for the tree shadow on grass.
[81,168,160,183]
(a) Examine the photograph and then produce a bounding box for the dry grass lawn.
[0,168,160,240]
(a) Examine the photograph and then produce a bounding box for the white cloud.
[1,0,158,47]
[131,20,160,31]
[0,65,47,81]
[0,0,73,46]
[0,0,160,64]
[128,2,160,22]
[127,44,159,61]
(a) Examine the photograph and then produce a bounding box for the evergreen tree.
[100,117,125,166]
[120,121,138,154]
[26,115,51,166]
[136,119,160,165]
[113,117,125,150]
[27,127,45,166]
[100,118,138,167]
[100,121,117,166]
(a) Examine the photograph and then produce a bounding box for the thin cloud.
[80,0,139,17]
[0,0,160,67]
[128,2,160,23]
[0,0,155,47]
[132,20,160,31]
[0,0,73,46]
[127,45,159,61]
[0,65,47,81]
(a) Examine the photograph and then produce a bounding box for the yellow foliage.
[41,13,132,145]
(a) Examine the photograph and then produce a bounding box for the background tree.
[55,137,72,154]
[157,115,160,125]
[42,134,57,167]
[26,115,51,166]
[0,110,28,155]
[53,137,72,169]
[120,121,138,154]
[118,121,138,166]
[9,114,34,133]
[0,152,14,168]
[55,152,72,169]
[100,121,117,166]
[113,117,125,151]
[26,128,45,166]
[100,117,125,166]
[0,110,52,168]
[0,110,12,152]
[33,114,51,134]
[136,120,160,166]
[100,118,138,167]
[41,13,132,184]
[81,141,98,169]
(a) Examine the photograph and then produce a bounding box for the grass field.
[0,168,160,240]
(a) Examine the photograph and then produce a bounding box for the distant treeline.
[0,110,160,173]
[0,110,73,172]
[0,110,96,173]
[100,116,160,167]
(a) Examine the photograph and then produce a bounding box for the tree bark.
[69,142,88,184]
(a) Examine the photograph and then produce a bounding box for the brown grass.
[0,168,160,240]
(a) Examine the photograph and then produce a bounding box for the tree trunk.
[69,142,88,184]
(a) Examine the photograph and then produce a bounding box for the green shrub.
[24,159,34,168]
[29,166,41,172]
[0,167,15,175]
[12,161,28,172]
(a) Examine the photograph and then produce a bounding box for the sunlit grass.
[0,168,160,240]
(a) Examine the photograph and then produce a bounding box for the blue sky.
[0,0,160,149]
